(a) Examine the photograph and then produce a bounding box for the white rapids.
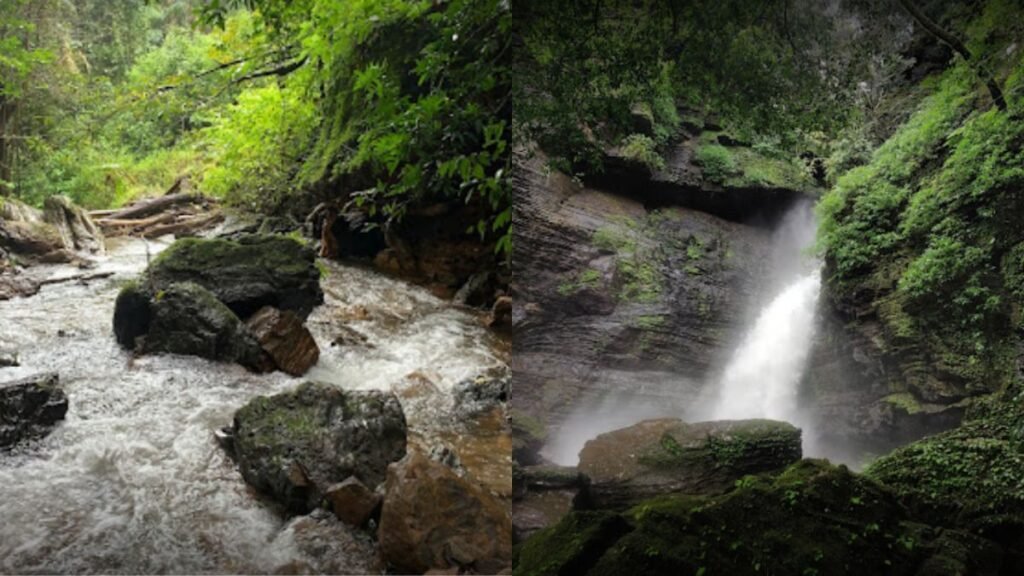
[0,235,506,574]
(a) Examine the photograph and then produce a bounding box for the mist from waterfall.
[708,200,820,430]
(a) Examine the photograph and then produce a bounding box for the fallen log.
[99,193,201,222]
[142,211,224,238]
[37,271,115,288]
[98,211,179,230]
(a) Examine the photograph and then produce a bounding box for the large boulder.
[112,281,152,348]
[0,200,71,262]
[141,282,266,369]
[578,418,801,509]
[379,451,512,574]
[145,235,323,320]
[515,460,1002,576]
[245,306,319,376]
[0,372,69,448]
[230,382,407,514]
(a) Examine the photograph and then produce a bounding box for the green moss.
[634,315,665,330]
[694,143,737,182]
[883,393,923,415]
[514,511,632,576]
[620,133,665,171]
[559,268,604,296]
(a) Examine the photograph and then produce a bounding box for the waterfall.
[709,269,821,423]
[708,200,821,425]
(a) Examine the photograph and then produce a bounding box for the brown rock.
[245,306,320,376]
[487,295,512,329]
[578,418,802,509]
[325,477,381,527]
[379,452,511,574]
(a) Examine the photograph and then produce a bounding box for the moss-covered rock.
[578,418,801,509]
[141,282,266,369]
[514,511,632,576]
[0,372,68,448]
[230,381,407,514]
[146,234,323,320]
[112,281,152,349]
[515,460,1003,576]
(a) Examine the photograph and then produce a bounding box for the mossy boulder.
[112,281,152,349]
[515,460,1003,576]
[0,372,68,448]
[146,234,323,320]
[578,418,801,509]
[140,282,266,369]
[230,381,407,514]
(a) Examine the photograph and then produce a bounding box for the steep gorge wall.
[511,130,814,450]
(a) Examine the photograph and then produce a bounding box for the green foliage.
[817,3,1024,405]
[200,79,316,210]
[620,134,664,171]
[694,144,736,182]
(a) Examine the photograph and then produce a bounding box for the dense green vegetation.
[818,0,1024,395]
[0,0,511,255]
[514,0,909,176]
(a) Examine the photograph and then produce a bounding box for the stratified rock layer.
[578,418,801,509]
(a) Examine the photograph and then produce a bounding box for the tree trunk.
[896,0,1007,111]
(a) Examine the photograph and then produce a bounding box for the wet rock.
[453,373,509,416]
[112,281,152,349]
[487,295,512,330]
[0,217,72,263]
[517,460,1000,576]
[274,509,384,575]
[512,151,776,444]
[512,411,547,466]
[144,235,323,320]
[513,464,589,543]
[428,443,466,475]
[578,418,801,509]
[325,477,382,527]
[231,381,407,514]
[0,350,18,367]
[0,272,39,301]
[140,282,266,369]
[454,272,496,307]
[245,306,320,376]
[330,325,372,348]
[0,372,68,448]
[379,451,512,574]
[43,195,104,255]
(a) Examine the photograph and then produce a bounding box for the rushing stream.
[0,235,508,574]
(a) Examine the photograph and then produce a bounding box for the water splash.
[709,270,821,423]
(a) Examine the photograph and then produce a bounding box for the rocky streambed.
[0,231,510,574]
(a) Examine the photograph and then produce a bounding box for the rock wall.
[512,149,784,444]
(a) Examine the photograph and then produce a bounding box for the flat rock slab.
[0,372,68,448]
[579,418,801,509]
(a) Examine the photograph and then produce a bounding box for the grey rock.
[231,381,407,514]
[0,372,68,448]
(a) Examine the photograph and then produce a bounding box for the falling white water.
[709,269,821,423]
